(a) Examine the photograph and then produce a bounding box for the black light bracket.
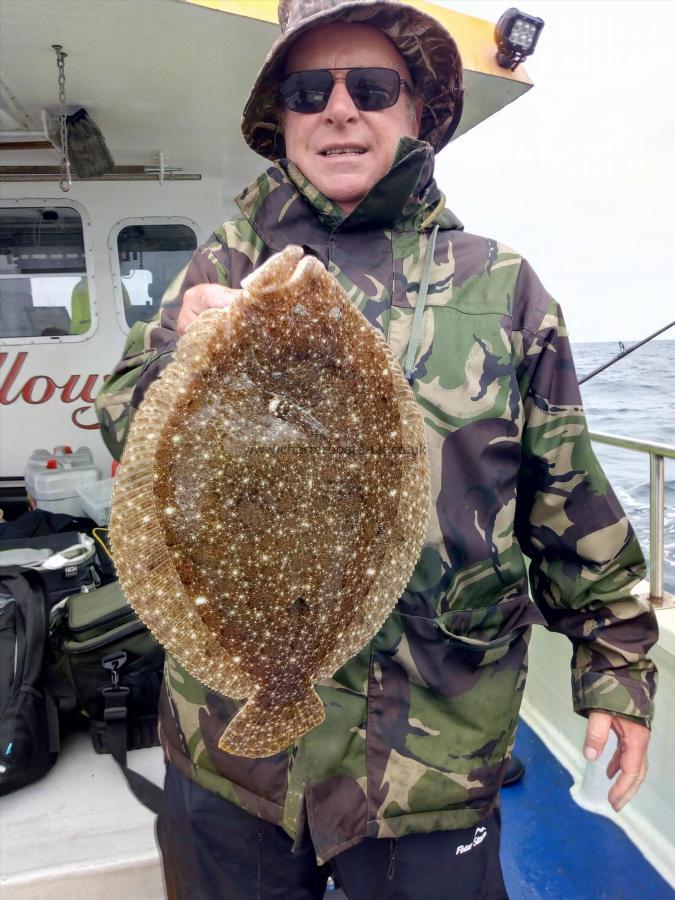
[495,8,545,71]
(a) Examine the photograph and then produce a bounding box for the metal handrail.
[589,431,675,461]
[589,431,674,605]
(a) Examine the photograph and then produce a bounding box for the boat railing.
[589,431,674,609]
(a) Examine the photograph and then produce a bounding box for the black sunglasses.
[279,67,411,114]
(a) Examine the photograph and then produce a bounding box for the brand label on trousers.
[455,826,487,855]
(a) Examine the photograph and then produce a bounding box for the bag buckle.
[102,650,128,688]
[102,685,130,723]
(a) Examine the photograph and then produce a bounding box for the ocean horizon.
[572,339,674,594]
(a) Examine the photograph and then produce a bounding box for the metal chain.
[52,45,71,192]
[139,249,144,270]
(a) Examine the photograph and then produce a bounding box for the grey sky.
[434,0,675,343]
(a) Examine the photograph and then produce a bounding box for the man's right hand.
[177,284,242,336]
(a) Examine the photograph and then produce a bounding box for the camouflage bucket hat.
[242,0,464,161]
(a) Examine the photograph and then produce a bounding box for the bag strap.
[43,663,78,714]
[0,567,64,756]
[44,689,61,755]
[102,683,163,814]
[0,567,47,688]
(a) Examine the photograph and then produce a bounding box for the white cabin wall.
[0,175,237,480]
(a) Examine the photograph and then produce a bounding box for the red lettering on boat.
[0,351,107,430]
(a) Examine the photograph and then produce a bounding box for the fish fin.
[241,245,304,295]
[217,687,324,758]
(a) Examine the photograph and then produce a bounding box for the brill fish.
[109,245,430,757]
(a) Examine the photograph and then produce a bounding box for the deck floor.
[1,721,672,898]
[500,722,673,900]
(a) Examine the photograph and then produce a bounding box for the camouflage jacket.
[96,138,658,863]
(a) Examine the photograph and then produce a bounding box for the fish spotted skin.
[110,246,429,758]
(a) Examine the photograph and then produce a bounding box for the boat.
[1,1,673,896]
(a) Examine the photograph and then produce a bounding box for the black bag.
[0,508,97,541]
[51,580,164,812]
[0,568,75,795]
[0,531,97,608]
[0,509,115,590]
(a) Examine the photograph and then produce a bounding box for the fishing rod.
[577,320,675,385]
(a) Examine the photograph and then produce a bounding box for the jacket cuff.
[573,670,656,728]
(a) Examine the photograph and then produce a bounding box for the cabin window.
[0,206,93,339]
[115,223,198,328]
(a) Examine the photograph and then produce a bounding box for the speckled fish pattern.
[108,246,430,758]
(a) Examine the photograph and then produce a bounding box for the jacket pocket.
[366,595,546,823]
[432,593,547,668]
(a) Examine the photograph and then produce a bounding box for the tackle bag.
[0,508,97,541]
[51,580,164,812]
[0,531,97,607]
[0,568,75,795]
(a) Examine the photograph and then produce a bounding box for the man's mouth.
[320,148,367,157]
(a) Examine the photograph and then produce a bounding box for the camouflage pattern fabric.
[96,137,658,864]
[242,0,464,160]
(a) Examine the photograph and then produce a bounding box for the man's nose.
[322,79,358,126]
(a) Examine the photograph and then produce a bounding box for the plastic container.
[25,460,102,518]
[24,449,53,480]
[76,477,115,526]
[25,446,95,481]
[53,446,94,467]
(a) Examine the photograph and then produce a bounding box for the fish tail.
[217,687,325,758]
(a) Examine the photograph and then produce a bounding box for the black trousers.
[156,764,509,900]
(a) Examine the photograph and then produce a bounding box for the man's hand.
[177,284,242,336]
[583,710,650,812]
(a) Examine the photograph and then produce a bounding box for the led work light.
[495,8,545,71]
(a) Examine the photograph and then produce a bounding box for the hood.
[235,137,463,249]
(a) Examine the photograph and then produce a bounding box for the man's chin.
[314,174,372,210]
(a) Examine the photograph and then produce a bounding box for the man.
[96,2,658,897]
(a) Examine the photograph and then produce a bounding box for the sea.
[573,339,675,594]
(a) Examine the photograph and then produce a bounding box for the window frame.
[0,197,98,346]
[108,216,201,334]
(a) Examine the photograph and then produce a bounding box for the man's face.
[282,23,420,214]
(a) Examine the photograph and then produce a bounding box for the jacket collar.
[235,138,462,250]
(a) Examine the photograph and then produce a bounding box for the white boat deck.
[0,732,165,900]
[2,708,674,899]
[2,605,673,899]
